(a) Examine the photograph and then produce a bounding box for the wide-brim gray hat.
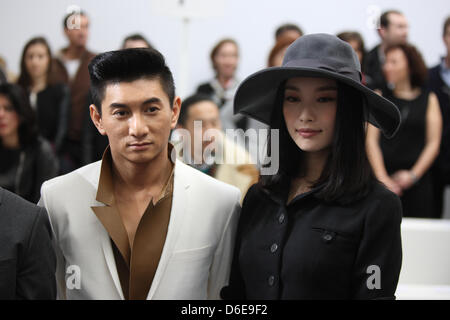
[234,33,401,138]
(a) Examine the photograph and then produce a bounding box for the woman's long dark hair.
[17,37,53,90]
[259,80,375,205]
[0,83,38,147]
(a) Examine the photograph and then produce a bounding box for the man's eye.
[113,110,128,117]
[146,107,159,113]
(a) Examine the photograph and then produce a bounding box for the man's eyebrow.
[142,97,162,105]
[109,102,128,109]
[108,97,163,109]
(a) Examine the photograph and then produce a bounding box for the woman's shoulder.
[359,181,402,220]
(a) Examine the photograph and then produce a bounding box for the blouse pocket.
[310,226,358,275]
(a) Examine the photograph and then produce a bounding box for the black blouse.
[221,181,403,300]
[31,83,70,153]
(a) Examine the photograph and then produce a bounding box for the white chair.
[396,218,450,300]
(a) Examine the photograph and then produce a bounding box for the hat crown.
[282,33,361,81]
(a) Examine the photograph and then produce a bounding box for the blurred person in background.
[268,33,298,67]
[429,16,450,218]
[17,37,70,167]
[0,83,58,203]
[366,43,442,218]
[0,55,18,83]
[274,23,303,41]
[121,33,153,49]
[175,93,259,203]
[337,31,373,87]
[196,39,245,131]
[365,10,409,91]
[51,10,96,172]
[0,62,6,84]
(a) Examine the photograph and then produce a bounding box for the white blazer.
[38,160,241,300]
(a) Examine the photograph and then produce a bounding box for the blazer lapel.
[146,162,190,299]
[89,156,128,300]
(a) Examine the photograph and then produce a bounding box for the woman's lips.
[296,128,322,138]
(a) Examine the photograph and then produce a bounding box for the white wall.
[0,0,449,97]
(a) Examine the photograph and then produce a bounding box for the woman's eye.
[317,97,336,103]
[285,95,300,103]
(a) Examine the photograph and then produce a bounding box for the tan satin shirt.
[91,146,174,300]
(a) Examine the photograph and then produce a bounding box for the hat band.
[283,58,362,83]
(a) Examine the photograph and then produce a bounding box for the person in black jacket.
[17,37,70,171]
[0,186,56,299]
[364,10,409,91]
[0,83,58,203]
[429,16,450,218]
[221,34,403,300]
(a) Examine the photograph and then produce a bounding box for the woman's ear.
[89,104,106,135]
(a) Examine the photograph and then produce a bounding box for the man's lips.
[127,142,152,148]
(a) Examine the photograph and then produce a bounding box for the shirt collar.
[96,143,176,206]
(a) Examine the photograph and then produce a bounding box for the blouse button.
[268,275,275,286]
[278,214,285,224]
[270,243,278,253]
[323,232,334,243]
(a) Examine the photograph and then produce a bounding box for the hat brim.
[234,66,401,138]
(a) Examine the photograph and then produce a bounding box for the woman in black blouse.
[366,43,442,218]
[221,34,403,300]
[17,37,70,158]
[0,83,58,203]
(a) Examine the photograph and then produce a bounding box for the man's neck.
[64,44,85,60]
[111,147,172,197]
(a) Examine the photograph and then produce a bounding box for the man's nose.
[129,114,149,137]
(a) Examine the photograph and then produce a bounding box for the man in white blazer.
[38,48,241,300]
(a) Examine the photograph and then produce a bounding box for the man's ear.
[378,27,386,40]
[89,104,106,136]
[170,96,182,130]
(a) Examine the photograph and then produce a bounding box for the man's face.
[183,100,221,160]
[90,78,180,165]
[444,25,450,54]
[382,13,408,45]
[64,14,89,48]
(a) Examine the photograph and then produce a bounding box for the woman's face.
[383,48,409,85]
[214,42,239,79]
[0,94,20,139]
[283,77,337,154]
[25,43,50,80]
